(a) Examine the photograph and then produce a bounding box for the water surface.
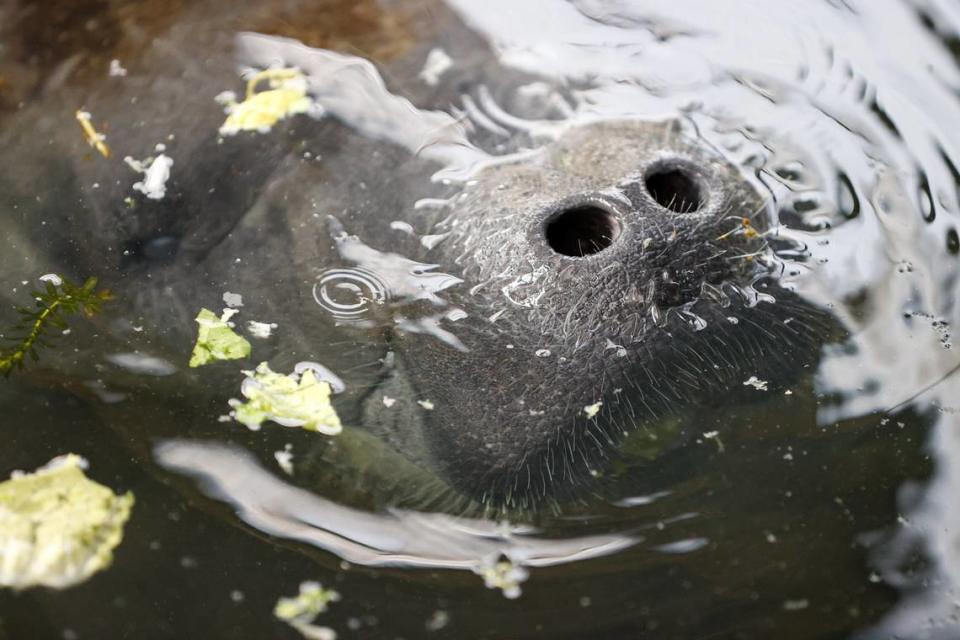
[2,1,960,638]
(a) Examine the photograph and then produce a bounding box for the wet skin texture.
[391,120,832,504]
[0,4,834,509]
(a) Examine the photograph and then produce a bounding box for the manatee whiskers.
[488,292,833,509]
[725,250,769,262]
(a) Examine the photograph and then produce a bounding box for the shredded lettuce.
[229,363,342,435]
[219,69,314,136]
[0,454,134,590]
[274,581,340,640]
[189,308,252,367]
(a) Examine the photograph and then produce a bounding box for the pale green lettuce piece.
[274,581,340,640]
[219,68,314,136]
[189,308,251,367]
[0,454,134,590]
[229,363,342,435]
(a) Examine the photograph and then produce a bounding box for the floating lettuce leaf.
[274,581,340,640]
[0,454,134,590]
[229,363,342,435]
[219,68,315,136]
[189,308,251,368]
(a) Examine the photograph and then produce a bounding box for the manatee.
[361,117,837,505]
[0,1,836,511]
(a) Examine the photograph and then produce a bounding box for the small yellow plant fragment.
[189,308,252,367]
[219,68,314,136]
[583,401,602,419]
[229,362,342,435]
[75,110,111,158]
[475,556,528,600]
[274,581,340,640]
[0,454,134,590]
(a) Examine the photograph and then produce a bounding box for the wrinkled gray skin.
[392,121,832,504]
[0,3,833,508]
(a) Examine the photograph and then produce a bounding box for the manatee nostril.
[544,205,621,257]
[644,166,704,213]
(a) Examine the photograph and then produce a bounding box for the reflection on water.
[312,215,466,349]
[2,0,960,638]
[234,31,488,181]
[156,440,636,585]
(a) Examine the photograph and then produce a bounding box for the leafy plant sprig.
[0,277,113,376]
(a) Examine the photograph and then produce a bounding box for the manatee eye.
[121,235,181,269]
[544,204,622,257]
[644,165,703,213]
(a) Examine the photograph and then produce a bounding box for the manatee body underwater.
[2,1,960,639]
[0,30,830,509]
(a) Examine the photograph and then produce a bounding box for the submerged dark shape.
[0,10,836,510]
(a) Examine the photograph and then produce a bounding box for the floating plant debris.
[475,555,529,599]
[222,292,243,308]
[188,308,251,368]
[218,68,315,136]
[0,276,112,376]
[108,59,127,77]
[247,320,277,339]
[418,48,452,86]
[274,581,340,640]
[228,362,342,434]
[583,401,602,418]
[125,146,174,201]
[0,455,134,590]
[74,110,111,158]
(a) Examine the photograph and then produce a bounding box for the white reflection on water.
[323,216,462,309]
[234,32,489,182]
[155,440,638,582]
[312,216,467,349]
[104,352,177,377]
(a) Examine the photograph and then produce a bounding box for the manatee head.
[372,119,832,505]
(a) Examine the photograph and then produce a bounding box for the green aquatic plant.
[0,276,112,376]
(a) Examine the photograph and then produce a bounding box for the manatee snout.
[389,120,825,506]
